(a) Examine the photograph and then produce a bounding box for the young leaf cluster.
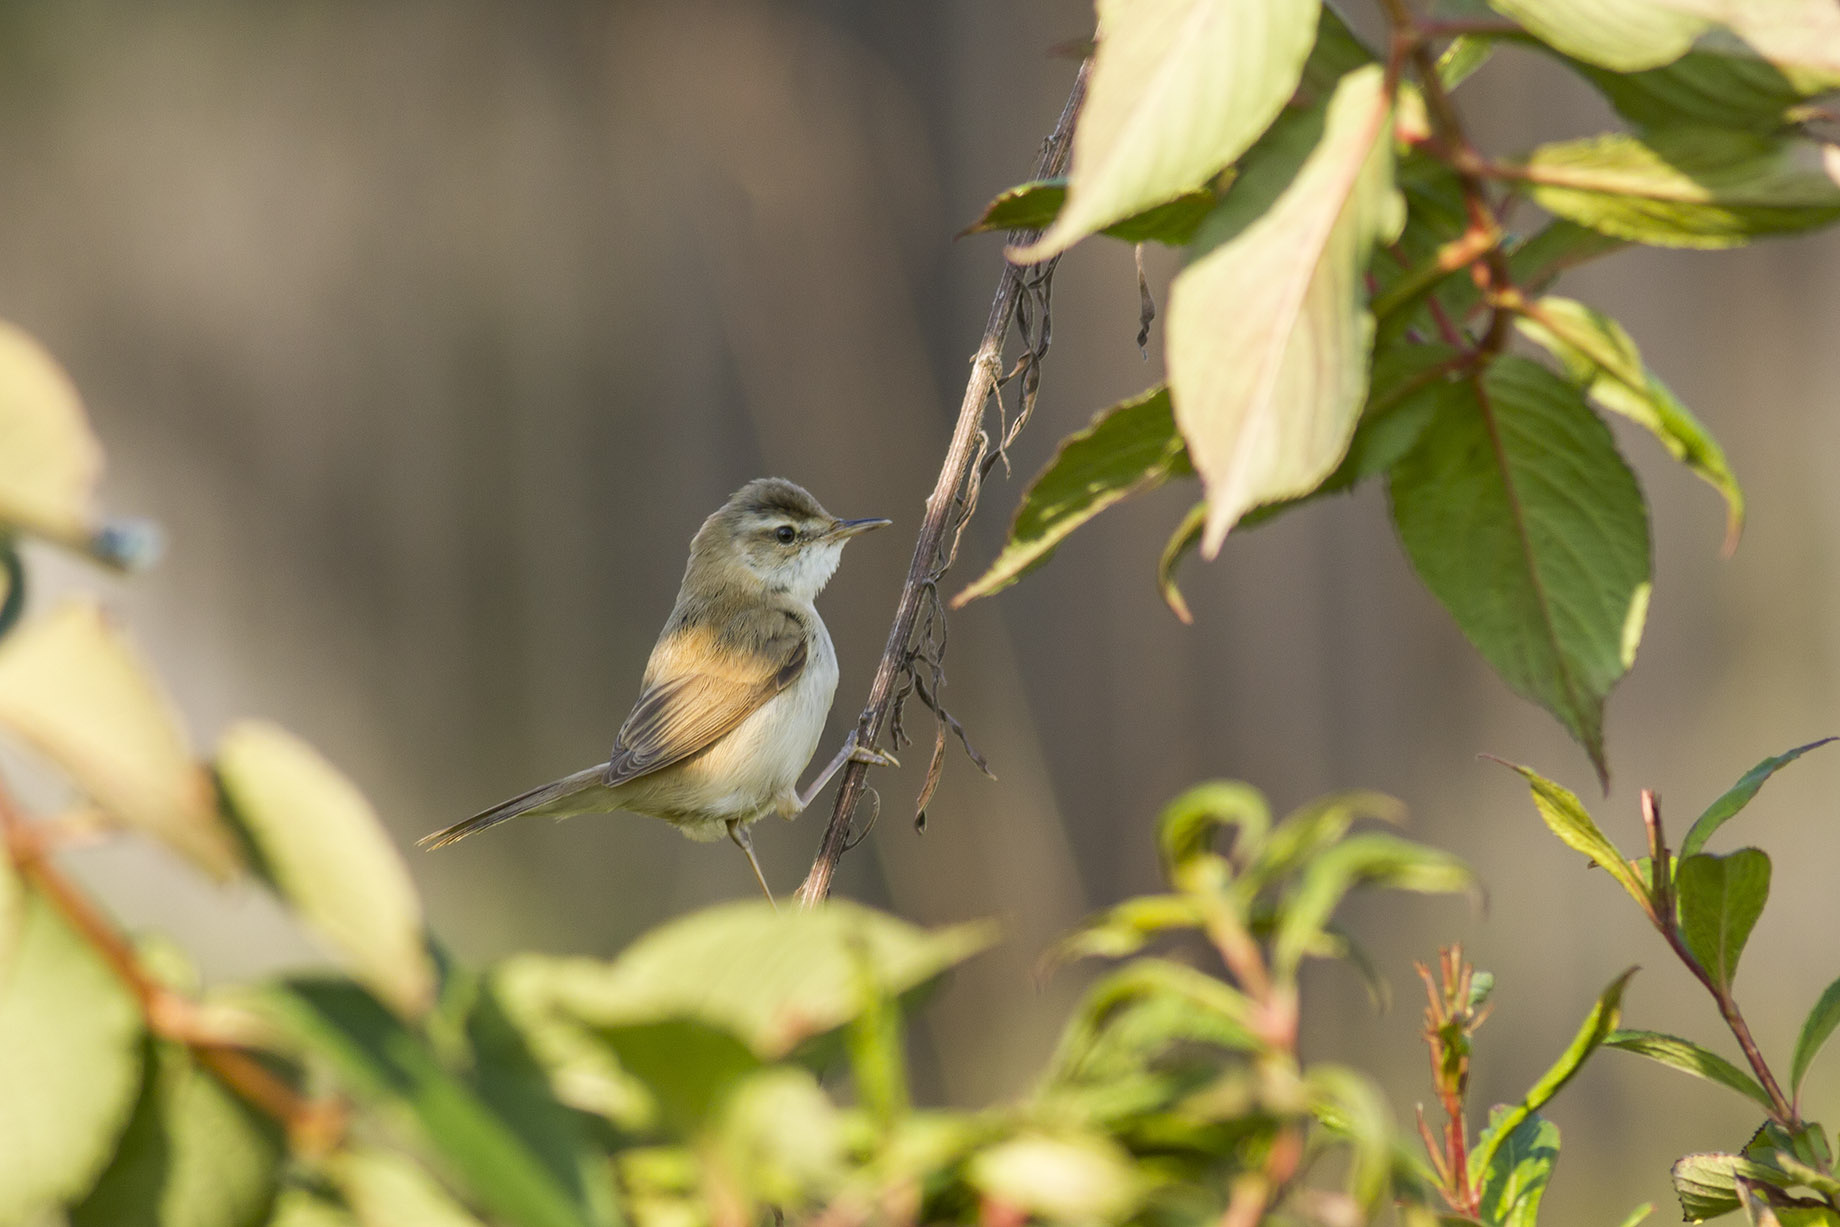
[1503,742,1840,1224]
[956,0,1840,782]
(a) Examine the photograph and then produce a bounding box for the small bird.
[419,477,895,905]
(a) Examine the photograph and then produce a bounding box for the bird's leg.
[728,819,777,910]
[793,730,899,812]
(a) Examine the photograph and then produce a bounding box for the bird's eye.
[775,525,796,544]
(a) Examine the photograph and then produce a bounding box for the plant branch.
[0,776,345,1153]
[795,59,1090,907]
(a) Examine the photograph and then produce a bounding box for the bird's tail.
[418,763,611,850]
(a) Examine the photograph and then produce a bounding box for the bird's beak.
[827,516,892,539]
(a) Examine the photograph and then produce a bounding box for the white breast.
[618,610,839,839]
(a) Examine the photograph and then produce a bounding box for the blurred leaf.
[1042,894,1207,972]
[0,891,145,1225]
[1013,0,1318,261]
[1521,128,1840,249]
[1046,958,1262,1086]
[597,1018,762,1138]
[72,1039,281,1227]
[1485,0,1704,70]
[1498,763,1652,906]
[1157,780,1270,880]
[263,978,608,1227]
[1681,738,1837,857]
[0,537,22,642]
[1517,296,1742,553]
[1615,1204,1655,1227]
[1471,968,1636,1185]
[1392,362,1651,784]
[845,936,908,1127]
[1156,502,1207,623]
[1792,976,1840,1094]
[1301,2,1378,97]
[1605,1029,1775,1110]
[1438,33,1499,88]
[0,847,17,987]
[216,722,433,1016]
[0,318,103,548]
[0,602,239,878]
[1677,849,1771,990]
[329,1147,486,1227]
[1307,1065,1393,1212]
[961,179,1215,245]
[968,1132,1144,1224]
[712,1068,847,1210]
[1273,833,1476,978]
[517,900,992,1060]
[955,387,1189,607]
[1476,1109,1560,1227]
[488,961,654,1131]
[1673,1152,1794,1222]
[266,1188,359,1227]
[1253,790,1405,888]
[1169,65,1399,555]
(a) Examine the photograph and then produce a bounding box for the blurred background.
[3,1,1839,1219]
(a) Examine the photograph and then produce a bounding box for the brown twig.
[0,776,344,1153]
[795,60,1090,908]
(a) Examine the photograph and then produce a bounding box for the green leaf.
[0,318,104,550]
[1391,360,1651,783]
[1153,342,1462,621]
[0,890,145,1225]
[1673,1152,1795,1222]
[1486,0,1706,70]
[1516,296,1743,554]
[1307,1065,1394,1212]
[1471,968,1637,1187]
[1681,738,1837,857]
[263,979,607,1227]
[1604,1028,1775,1110]
[1616,1204,1656,1227]
[0,602,241,878]
[266,1188,359,1227]
[1300,2,1379,97]
[1042,894,1206,971]
[0,845,18,987]
[712,1067,847,1210]
[1045,957,1262,1085]
[960,179,1216,245]
[485,962,653,1131]
[215,722,434,1016]
[1273,832,1476,978]
[1169,64,1400,555]
[1573,47,1840,134]
[1156,780,1270,879]
[1013,0,1319,261]
[1792,976,1840,1093]
[1520,127,1840,249]
[954,387,1189,606]
[968,1132,1145,1224]
[508,900,992,1060]
[1500,0,1840,78]
[71,1040,282,1227]
[1677,849,1772,990]
[1507,220,1629,293]
[596,1018,762,1137]
[329,1148,486,1227]
[1477,1109,1561,1227]
[1253,790,1405,888]
[1498,763,1652,905]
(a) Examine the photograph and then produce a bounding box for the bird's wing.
[605,609,808,787]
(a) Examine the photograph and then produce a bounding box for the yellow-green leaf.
[1168,65,1399,555]
[0,603,239,879]
[1013,0,1318,262]
[0,891,146,1224]
[0,319,103,548]
[216,722,433,1017]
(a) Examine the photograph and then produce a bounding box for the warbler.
[419,477,895,905]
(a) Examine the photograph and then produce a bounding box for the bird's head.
[690,477,890,603]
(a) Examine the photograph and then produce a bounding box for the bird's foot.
[847,733,899,769]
